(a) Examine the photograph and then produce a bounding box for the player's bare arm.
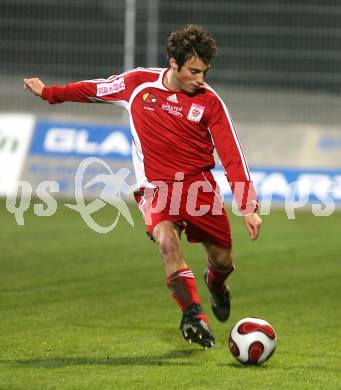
[243,212,262,241]
[23,78,45,97]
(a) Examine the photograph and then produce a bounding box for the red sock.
[206,262,235,295]
[166,268,201,312]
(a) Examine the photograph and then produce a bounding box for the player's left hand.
[243,213,262,241]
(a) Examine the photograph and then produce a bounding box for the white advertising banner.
[0,113,35,196]
[237,123,341,169]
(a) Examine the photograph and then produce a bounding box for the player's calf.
[204,263,234,322]
[166,267,215,348]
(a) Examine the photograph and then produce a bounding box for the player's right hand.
[23,78,45,97]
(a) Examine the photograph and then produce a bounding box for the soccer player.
[24,25,262,349]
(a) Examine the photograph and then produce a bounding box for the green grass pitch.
[0,200,340,390]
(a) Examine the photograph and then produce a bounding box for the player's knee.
[157,234,180,258]
[153,222,181,256]
[209,249,233,270]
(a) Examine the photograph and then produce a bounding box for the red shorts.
[134,171,232,248]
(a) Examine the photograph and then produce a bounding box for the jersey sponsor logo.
[142,92,157,104]
[161,102,183,118]
[96,78,125,97]
[167,93,178,103]
[187,103,205,122]
[142,92,157,111]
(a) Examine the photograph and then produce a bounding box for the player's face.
[171,56,210,94]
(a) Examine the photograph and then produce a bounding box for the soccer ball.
[228,317,277,365]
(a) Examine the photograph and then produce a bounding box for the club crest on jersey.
[96,78,125,97]
[187,103,205,122]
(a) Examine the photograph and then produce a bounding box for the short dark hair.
[166,25,217,69]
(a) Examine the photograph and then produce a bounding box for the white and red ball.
[228,317,277,365]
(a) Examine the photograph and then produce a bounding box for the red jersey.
[42,67,257,214]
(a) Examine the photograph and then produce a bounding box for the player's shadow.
[218,362,269,369]
[0,349,204,368]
